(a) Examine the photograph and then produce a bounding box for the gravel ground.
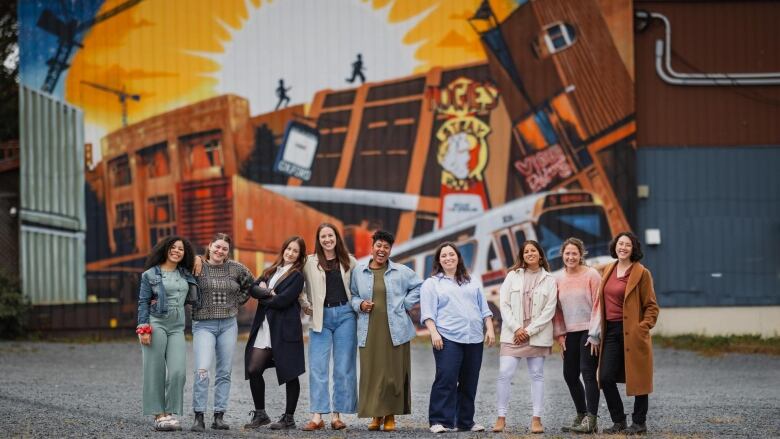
[1,338,778,438]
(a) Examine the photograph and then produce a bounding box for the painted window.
[109,154,132,187]
[543,22,576,54]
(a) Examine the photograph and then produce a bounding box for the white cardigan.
[300,254,357,333]
[499,268,558,347]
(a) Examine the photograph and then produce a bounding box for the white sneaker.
[430,424,448,433]
[155,415,182,431]
[470,424,485,432]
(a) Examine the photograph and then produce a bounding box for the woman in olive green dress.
[351,230,423,431]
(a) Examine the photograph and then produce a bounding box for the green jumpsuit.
[142,268,188,415]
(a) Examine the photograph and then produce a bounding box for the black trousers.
[247,347,300,414]
[563,330,600,416]
[600,321,648,424]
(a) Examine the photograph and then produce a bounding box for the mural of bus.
[389,190,615,322]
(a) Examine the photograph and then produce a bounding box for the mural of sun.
[64,0,517,147]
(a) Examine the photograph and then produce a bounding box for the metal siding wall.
[637,147,780,307]
[19,85,86,304]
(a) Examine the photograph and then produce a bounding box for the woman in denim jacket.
[137,236,199,431]
[350,230,423,431]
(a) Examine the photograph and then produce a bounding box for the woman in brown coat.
[597,232,659,435]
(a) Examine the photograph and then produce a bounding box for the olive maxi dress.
[358,265,411,417]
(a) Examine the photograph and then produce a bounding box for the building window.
[115,202,135,228]
[114,202,136,255]
[543,22,576,53]
[181,130,223,171]
[138,142,170,178]
[147,195,177,245]
[147,195,175,225]
[109,154,132,187]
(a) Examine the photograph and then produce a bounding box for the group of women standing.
[137,227,659,435]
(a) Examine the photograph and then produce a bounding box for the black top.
[324,259,349,305]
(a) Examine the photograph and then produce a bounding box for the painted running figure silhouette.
[345,53,366,84]
[275,79,291,110]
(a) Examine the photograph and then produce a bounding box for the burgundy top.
[604,264,632,322]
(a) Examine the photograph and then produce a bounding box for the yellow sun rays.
[65,0,516,134]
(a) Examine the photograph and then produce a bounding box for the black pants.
[563,330,600,416]
[247,347,300,414]
[600,321,648,424]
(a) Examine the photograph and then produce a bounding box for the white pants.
[496,356,545,417]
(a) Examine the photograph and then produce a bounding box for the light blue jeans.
[192,317,238,413]
[309,303,357,414]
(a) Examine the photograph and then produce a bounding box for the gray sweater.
[192,260,254,320]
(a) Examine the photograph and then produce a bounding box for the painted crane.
[81,81,141,127]
[36,0,144,93]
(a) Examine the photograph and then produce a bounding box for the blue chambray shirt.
[419,274,493,344]
[350,259,423,347]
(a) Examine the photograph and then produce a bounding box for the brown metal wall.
[635,0,780,146]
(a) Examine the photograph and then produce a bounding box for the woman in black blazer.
[243,236,307,430]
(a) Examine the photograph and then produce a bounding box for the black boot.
[269,413,296,430]
[603,421,627,434]
[244,409,271,429]
[212,412,230,430]
[626,422,647,435]
[191,412,205,432]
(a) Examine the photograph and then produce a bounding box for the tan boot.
[492,417,506,432]
[382,415,395,432]
[368,417,383,431]
[531,416,544,434]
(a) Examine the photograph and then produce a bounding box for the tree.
[0,0,18,142]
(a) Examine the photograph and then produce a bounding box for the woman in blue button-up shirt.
[420,242,495,434]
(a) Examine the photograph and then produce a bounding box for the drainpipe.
[637,10,780,85]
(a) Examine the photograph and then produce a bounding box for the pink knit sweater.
[553,266,602,342]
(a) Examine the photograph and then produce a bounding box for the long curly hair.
[144,236,195,271]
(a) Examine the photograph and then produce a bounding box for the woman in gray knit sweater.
[190,233,255,431]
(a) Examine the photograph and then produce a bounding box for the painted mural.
[19,0,636,322]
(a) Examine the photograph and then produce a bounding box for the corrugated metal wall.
[19,85,86,304]
[636,146,780,307]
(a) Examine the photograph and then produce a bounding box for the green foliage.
[654,333,780,356]
[0,272,29,339]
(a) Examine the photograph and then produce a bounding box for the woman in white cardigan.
[493,240,558,434]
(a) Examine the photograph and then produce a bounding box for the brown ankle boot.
[492,417,506,432]
[368,417,383,431]
[383,415,395,431]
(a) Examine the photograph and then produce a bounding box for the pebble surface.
[1,339,778,438]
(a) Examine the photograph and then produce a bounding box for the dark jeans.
[563,330,600,416]
[600,321,649,424]
[429,337,483,429]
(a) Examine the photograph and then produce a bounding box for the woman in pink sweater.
[554,238,602,433]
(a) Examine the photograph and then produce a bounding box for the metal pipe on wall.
[636,10,780,86]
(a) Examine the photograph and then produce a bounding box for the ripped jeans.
[192,317,238,413]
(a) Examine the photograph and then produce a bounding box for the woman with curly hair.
[137,236,199,431]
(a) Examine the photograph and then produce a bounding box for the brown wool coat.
[597,261,660,396]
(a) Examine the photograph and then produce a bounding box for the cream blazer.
[499,268,558,347]
[300,254,357,332]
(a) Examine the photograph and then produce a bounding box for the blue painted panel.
[637,147,780,307]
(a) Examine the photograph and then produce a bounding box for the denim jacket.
[137,265,200,327]
[350,260,423,347]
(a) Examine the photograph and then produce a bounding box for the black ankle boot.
[191,412,205,432]
[212,412,230,430]
[244,409,271,429]
[269,413,296,430]
[626,422,647,435]
[603,421,627,434]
